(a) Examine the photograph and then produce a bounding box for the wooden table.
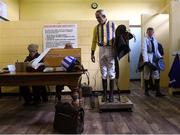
[0,71,83,106]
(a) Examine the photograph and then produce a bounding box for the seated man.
[19,44,48,105]
[56,43,73,101]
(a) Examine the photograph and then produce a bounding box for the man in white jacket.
[142,27,165,97]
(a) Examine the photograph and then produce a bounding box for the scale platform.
[98,95,133,112]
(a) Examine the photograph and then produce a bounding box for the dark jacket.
[24,53,40,62]
[114,28,134,60]
[158,43,164,56]
[137,43,164,72]
[25,53,45,72]
[114,25,134,79]
[169,54,180,88]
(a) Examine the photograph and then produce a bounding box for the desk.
[0,71,83,106]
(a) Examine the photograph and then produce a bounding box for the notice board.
[43,24,77,50]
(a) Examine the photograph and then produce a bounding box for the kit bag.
[53,102,84,134]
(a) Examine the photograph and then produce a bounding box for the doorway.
[129,27,141,80]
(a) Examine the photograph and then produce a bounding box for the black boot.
[41,86,48,102]
[149,76,155,91]
[102,79,107,102]
[20,86,33,106]
[155,79,165,97]
[109,79,114,102]
[144,80,150,96]
[32,86,41,105]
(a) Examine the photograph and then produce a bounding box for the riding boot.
[109,79,115,102]
[102,79,107,102]
[149,76,155,91]
[155,79,165,97]
[144,80,150,96]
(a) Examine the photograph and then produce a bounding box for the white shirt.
[142,36,162,63]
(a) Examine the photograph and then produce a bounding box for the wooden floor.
[0,81,180,134]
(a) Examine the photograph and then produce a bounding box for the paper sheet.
[31,48,50,69]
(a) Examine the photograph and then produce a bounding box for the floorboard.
[0,81,179,134]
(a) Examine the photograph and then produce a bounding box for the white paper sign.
[43,24,77,50]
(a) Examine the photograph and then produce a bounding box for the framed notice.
[43,24,77,50]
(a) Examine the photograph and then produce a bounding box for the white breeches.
[99,46,115,80]
[144,65,160,80]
